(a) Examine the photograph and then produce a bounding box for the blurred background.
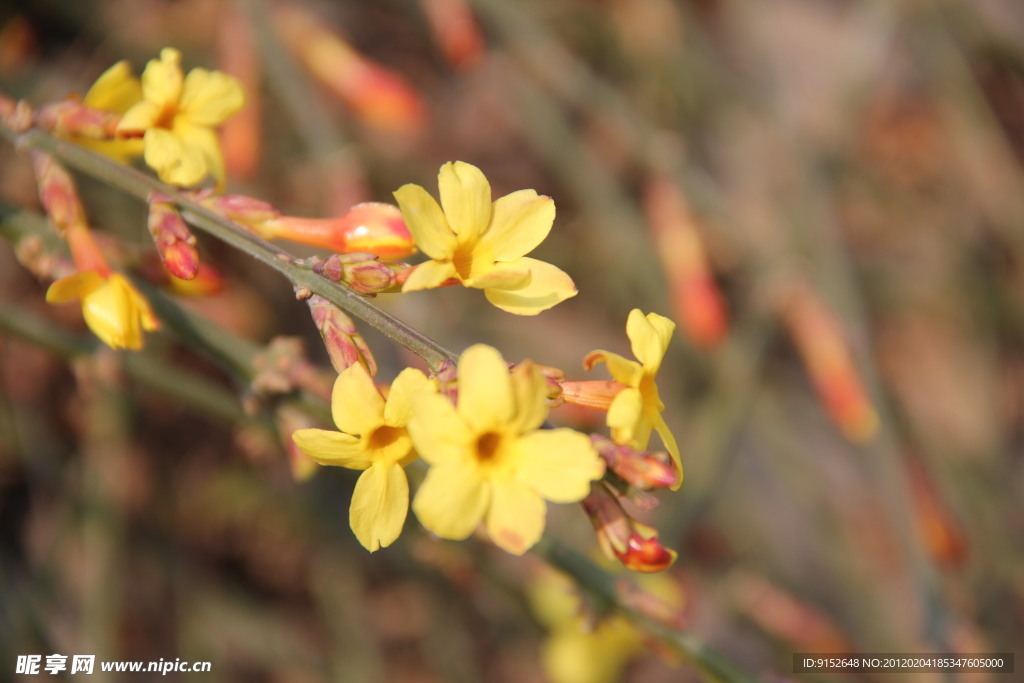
[1,0,1023,681]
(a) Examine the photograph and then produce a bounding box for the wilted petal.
[331,362,385,436]
[626,309,675,373]
[292,428,370,469]
[412,462,488,540]
[180,68,245,126]
[480,189,555,262]
[350,462,409,551]
[515,429,604,503]
[486,476,545,555]
[483,257,576,315]
[393,183,456,260]
[438,161,491,241]
[457,344,514,432]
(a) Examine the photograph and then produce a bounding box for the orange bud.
[906,457,968,569]
[305,293,377,375]
[582,484,677,573]
[264,202,414,258]
[643,174,728,349]
[275,4,426,135]
[218,2,262,180]
[31,151,86,235]
[783,284,879,442]
[148,191,199,280]
[417,0,485,69]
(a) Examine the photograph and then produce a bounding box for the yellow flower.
[584,309,682,488]
[408,345,604,554]
[292,363,434,551]
[117,47,244,188]
[80,60,145,162]
[46,271,159,350]
[394,161,577,315]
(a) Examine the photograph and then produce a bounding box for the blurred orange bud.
[591,434,679,490]
[304,293,377,375]
[643,174,728,349]
[558,379,628,411]
[147,191,199,280]
[36,99,121,139]
[730,571,853,653]
[276,406,319,482]
[417,0,485,69]
[31,151,86,235]
[582,484,677,573]
[168,262,224,297]
[275,4,427,135]
[783,284,879,442]
[218,1,262,180]
[313,252,411,295]
[906,457,968,569]
[264,202,415,258]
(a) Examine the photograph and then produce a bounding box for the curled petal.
[457,344,514,432]
[480,189,555,262]
[292,428,370,469]
[331,362,385,436]
[393,183,456,260]
[179,68,245,126]
[626,309,675,373]
[402,259,456,292]
[412,462,488,540]
[482,257,577,316]
[582,349,643,387]
[350,462,409,551]
[486,477,545,555]
[515,429,604,503]
[438,161,491,242]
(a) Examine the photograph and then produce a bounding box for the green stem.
[0,124,457,371]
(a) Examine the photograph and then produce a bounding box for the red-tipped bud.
[36,99,121,139]
[783,284,879,442]
[312,252,412,295]
[558,379,629,411]
[148,191,199,280]
[582,484,677,573]
[304,293,377,375]
[264,203,414,259]
[591,434,680,490]
[643,173,728,349]
[31,151,86,235]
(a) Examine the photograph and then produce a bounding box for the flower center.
[452,244,477,280]
[153,104,179,130]
[368,425,402,451]
[475,431,503,463]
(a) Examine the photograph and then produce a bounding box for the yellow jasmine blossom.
[409,344,604,554]
[46,271,159,350]
[117,47,244,188]
[292,363,434,551]
[394,161,577,315]
[80,60,145,162]
[584,309,682,489]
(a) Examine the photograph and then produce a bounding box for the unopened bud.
[432,359,459,404]
[558,379,629,412]
[313,252,411,295]
[263,202,415,258]
[252,336,333,401]
[197,192,281,229]
[148,191,199,280]
[36,99,121,139]
[31,151,86,235]
[582,484,677,573]
[591,434,680,490]
[305,293,377,375]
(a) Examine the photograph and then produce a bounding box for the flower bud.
[148,191,199,280]
[558,379,628,412]
[197,192,281,229]
[36,99,121,139]
[582,484,677,573]
[264,202,415,259]
[313,252,411,295]
[591,434,679,490]
[30,151,86,235]
[304,293,377,375]
[1,97,33,133]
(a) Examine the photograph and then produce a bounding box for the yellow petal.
[479,189,555,262]
[607,387,643,447]
[483,257,577,316]
[292,428,370,469]
[463,261,530,291]
[331,363,385,436]
[393,183,456,261]
[383,368,433,427]
[486,476,545,555]
[514,429,603,503]
[84,61,142,113]
[457,344,514,432]
[174,120,226,188]
[179,68,245,126]
[141,47,183,110]
[583,349,643,387]
[626,309,675,373]
[118,100,163,132]
[46,270,104,303]
[438,161,491,242]
[81,274,143,349]
[112,273,159,332]
[654,414,683,491]
[143,128,207,186]
[401,259,456,292]
[350,462,409,551]
[408,393,474,465]
[508,362,549,434]
[412,462,488,540]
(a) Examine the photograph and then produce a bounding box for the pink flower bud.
[36,99,121,139]
[30,151,86,235]
[147,192,199,280]
[591,434,680,490]
[305,294,377,375]
[582,484,677,573]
